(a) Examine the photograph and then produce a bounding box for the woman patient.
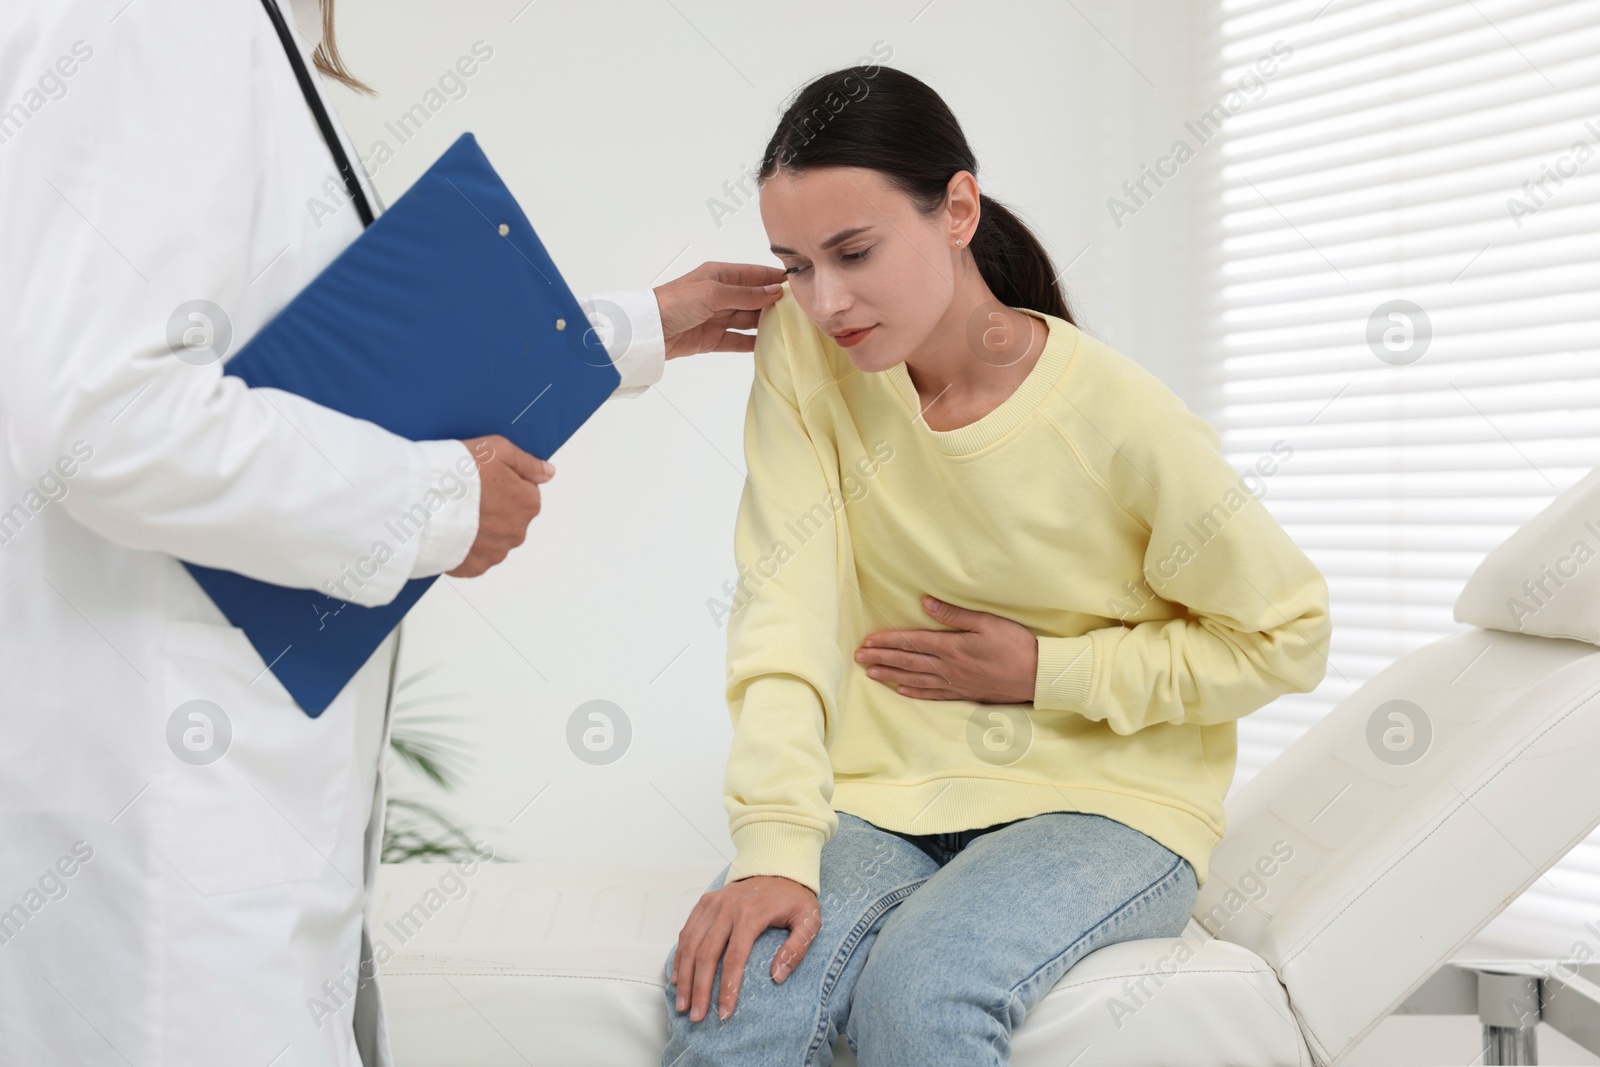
[662,64,1331,1066]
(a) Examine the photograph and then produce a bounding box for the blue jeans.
[661,809,1198,1066]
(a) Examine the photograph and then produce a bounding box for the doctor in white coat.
[0,1,782,1064]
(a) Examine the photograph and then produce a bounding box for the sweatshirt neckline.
[887,309,1075,456]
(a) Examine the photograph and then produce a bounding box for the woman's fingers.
[864,663,950,690]
[673,896,718,1012]
[715,915,768,1019]
[774,899,823,982]
[856,645,944,674]
[716,898,824,1018]
[689,910,733,1022]
[672,877,821,1022]
[861,628,956,653]
[671,929,690,994]
[672,937,692,1011]
[921,595,991,629]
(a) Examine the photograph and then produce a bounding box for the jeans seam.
[808,882,924,1062]
[805,879,926,1065]
[1007,854,1189,1004]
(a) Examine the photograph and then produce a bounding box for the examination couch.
[373,467,1600,1066]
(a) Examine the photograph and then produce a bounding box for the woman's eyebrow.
[770,226,874,256]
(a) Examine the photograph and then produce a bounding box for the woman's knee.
[1121,854,1198,942]
[662,924,841,1064]
[661,819,937,1063]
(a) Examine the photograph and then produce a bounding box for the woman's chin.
[843,341,900,375]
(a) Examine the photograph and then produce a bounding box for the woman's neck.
[902,285,1049,430]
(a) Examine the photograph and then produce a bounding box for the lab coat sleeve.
[0,7,481,608]
[584,288,666,398]
[406,439,481,578]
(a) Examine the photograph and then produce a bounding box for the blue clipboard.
[183,133,620,717]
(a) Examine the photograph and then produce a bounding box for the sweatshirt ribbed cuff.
[1035,634,1095,713]
[727,821,829,895]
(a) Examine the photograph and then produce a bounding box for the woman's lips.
[831,325,875,348]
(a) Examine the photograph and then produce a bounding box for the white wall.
[308,8,1600,1062]
[317,0,1205,868]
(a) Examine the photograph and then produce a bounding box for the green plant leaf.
[382,663,510,863]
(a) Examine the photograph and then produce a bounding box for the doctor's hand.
[654,262,787,359]
[856,596,1040,704]
[446,435,554,578]
[670,874,820,1023]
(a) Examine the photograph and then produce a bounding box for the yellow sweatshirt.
[720,288,1331,893]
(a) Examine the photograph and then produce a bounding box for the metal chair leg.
[1479,971,1541,1065]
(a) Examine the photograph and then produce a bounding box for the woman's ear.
[944,170,982,247]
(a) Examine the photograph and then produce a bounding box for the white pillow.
[1454,465,1600,645]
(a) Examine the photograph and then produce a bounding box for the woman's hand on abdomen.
[855,595,1039,704]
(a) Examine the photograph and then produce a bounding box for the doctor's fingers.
[480,472,544,533]
[656,263,784,332]
[710,308,762,331]
[461,435,555,482]
[707,330,759,354]
[678,260,788,302]
[700,277,784,320]
[445,472,544,577]
[503,447,554,484]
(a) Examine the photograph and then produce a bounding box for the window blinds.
[1201,0,1600,955]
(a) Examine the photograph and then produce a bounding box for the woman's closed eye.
[783,247,873,275]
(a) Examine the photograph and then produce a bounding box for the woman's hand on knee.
[671,874,820,1023]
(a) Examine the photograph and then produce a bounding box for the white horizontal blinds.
[1201,0,1600,954]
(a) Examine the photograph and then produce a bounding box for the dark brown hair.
[759,65,1074,324]
[313,0,374,95]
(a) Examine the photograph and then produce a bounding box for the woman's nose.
[810,270,853,320]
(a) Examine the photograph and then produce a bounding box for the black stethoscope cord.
[258,0,375,228]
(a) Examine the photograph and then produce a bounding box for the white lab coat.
[0,2,664,1064]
